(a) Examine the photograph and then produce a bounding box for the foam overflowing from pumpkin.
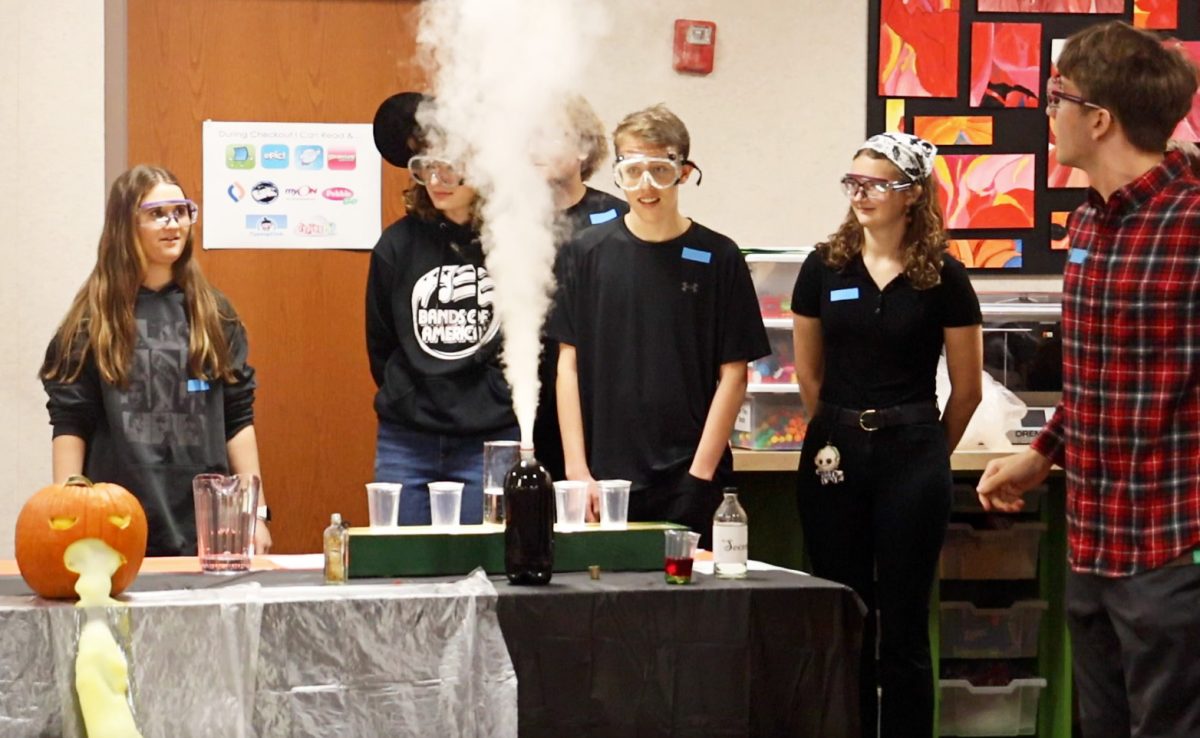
[66,538,144,738]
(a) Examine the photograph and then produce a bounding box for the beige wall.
[0,2,108,557]
[0,0,1056,558]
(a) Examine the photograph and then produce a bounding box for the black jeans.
[1067,562,1200,738]
[796,415,952,738]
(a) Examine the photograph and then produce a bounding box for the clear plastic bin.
[940,522,1046,580]
[747,325,797,385]
[938,678,1047,736]
[732,390,806,450]
[939,601,1048,659]
[746,251,812,319]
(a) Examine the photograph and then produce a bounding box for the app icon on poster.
[251,181,279,204]
[295,145,324,170]
[327,147,357,171]
[246,214,287,234]
[226,144,255,169]
[261,144,290,169]
[227,182,246,202]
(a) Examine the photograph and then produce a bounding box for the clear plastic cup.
[664,529,701,584]
[598,479,631,529]
[365,482,402,528]
[429,481,464,527]
[553,480,589,530]
[483,440,520,524]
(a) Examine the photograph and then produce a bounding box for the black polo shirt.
[792,249,981,409]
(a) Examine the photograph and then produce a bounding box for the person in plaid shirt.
[978,21,1200,738]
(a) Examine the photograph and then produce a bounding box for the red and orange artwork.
[977,0,1122,11]
[1050,211,1072,251]
[1048,119,1090,189]
[1169,41,1200,141]
[971,23,1041,108]
[1134,0,1179,29]
[935,154,1035,229]
[879,0,960,98]
[947,239,1023,269]
[914,116,994,145]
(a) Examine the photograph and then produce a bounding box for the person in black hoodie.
[41,165,270,556]
[367,92,519,525]
[532,95,628,481]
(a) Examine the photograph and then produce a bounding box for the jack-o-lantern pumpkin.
[14,475,148,599]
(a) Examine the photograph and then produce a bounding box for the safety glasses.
[139,199,198,227]
[407,156,466,187]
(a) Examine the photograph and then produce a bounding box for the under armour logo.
[681,281,699,293]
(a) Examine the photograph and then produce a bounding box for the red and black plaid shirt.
[1033,151,1200,576]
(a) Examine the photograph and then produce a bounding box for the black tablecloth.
[0,567,864,738]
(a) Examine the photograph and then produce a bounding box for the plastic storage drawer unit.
[732,390,806,450]
[745,251,810,319]
[940,522,1046,580]
[938,678,1047,736]
[939,600,1048,659]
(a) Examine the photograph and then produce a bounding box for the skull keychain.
[814,443,845,486]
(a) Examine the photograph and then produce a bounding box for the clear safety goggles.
[840,175,913,201]
[407,156,466,187]
[139,199,198,227]
[612,155,702,191]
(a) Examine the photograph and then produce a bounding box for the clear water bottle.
[713,488,748,579]
[323,513,349,584]
[504,446,555,585]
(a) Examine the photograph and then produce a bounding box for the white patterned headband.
[859,132,937,181]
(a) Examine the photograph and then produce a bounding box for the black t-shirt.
[791,249,981,409]
[548,217,771,489]
[366,216,516,434]
[533,187,629,479]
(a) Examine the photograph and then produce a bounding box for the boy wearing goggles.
[549,104,769,545]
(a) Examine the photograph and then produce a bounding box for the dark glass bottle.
[504,446,554,585]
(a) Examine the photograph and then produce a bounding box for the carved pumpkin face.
[14,476,148,599]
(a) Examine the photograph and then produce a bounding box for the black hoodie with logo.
[366,215,516,435]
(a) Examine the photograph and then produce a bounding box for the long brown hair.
[41,165,239,385]
[818,149,947,290]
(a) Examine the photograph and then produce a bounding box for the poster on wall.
[201,121,381,250]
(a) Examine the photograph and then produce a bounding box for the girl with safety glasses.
[40,165,271,556]
[366,92,519,526]
[791,132,983,737]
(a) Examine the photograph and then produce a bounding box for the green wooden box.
[346,522,686,578]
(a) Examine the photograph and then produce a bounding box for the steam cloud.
[417,0,608,449]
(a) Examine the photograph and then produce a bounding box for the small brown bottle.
[323,513,349,584]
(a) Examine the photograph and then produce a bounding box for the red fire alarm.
[673,19,717,75]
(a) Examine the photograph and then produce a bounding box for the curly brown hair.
[818,149,947,290]
[402,178,483,228]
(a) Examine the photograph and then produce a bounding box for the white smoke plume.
[416,0,609,450]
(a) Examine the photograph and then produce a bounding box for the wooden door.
[128,0,425,551]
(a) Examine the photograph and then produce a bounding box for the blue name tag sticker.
[1068,247,1088,264]
[589,208,618,225]
[187,379,210,393]
[830,288,860,302]
[681,247,712,264]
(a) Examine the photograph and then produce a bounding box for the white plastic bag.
[934,355,1027,450]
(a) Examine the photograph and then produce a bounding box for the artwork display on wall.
[878,0,960,97]
[914,116,994,145]
[936,154,1035,229]
[867,1,1200,273]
